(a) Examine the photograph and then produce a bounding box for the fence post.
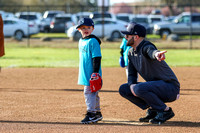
[66,3,70,13]
[101,1,105,39]
[189,1,193,49]
[27,6,30,47]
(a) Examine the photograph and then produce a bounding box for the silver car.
[153,12,200,38]
[66,18,127,41]
[15,12,42,27]
[39,10,65,33]
[3,17,39,40]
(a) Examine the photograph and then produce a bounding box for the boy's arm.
[92,57,101,73]
[90,56,102,93]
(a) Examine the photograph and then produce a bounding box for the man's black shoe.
[149,107,175,124]
[139,109,157,122]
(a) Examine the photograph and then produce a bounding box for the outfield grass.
[164,49,200,66]
[31,33,68,38]
[1,46,200,68]
[32,33,200,40]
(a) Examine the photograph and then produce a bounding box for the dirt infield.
[0,67,200,133]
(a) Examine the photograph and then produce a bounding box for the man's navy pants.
[119,80,180,111]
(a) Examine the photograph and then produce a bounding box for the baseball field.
[0,39,200,132]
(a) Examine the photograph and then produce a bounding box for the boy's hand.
[155,51,167,62]
[90,73,102,92]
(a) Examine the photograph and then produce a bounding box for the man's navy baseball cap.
[76,18,94,29]
[121,22,146,37]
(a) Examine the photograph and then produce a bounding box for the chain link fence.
[1,4,200,48]
[1,4,200,15]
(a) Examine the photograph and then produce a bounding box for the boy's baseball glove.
[90,73,102,92]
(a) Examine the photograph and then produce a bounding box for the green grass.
[31,33,68,38]
[1,46,200,68]
[31,33,200,40]
[165,49,200,66]
[179,35,200,39]
[1,47,79,67]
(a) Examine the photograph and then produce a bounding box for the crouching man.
[119,22,180,124]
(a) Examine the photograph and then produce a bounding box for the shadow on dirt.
[0,88,119,93]
[181,89,200,92]
[0,120,199,127]
[1,88,200,93]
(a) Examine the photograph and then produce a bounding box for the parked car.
[148,14,164,24]
[15,12,42,27]
[147,14,165,34]
[0,10,15,19]
[66,18,127,41]
[39,10,65,32]
[75,12,91,23]
[0,10,6,18]
[165,16,176,22]
[131,14,149,32]
[50,14,76,33]
[153,12,200,38]
[3,17,39,40]
[89,11,116,20]
[116,13,134,22]
[151,9,162,15]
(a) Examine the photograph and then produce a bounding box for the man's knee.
[119,85,125,96]
[119,83,129,97]
[134,84,146,97]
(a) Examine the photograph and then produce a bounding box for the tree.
[0,0,98,13]
[0,0,97,6]
[0,0,21,6]
[144,0,200,15]
[109,3,133,14]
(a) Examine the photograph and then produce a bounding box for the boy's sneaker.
[81,112,98,124]
[96,111,103,121]
[139,109,157,122]
[149,107,175,124]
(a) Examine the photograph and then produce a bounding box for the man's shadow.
[101,120,200,127]
[0,120,199,127]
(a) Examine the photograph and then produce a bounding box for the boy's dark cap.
[76,18,94,29]
[121,22,146,37]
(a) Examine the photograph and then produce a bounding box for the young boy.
[76,18,103,124]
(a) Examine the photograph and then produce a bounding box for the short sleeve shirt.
[78,37,102,86]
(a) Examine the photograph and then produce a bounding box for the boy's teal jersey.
[120,38,131,66]
[78,38,102,86]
